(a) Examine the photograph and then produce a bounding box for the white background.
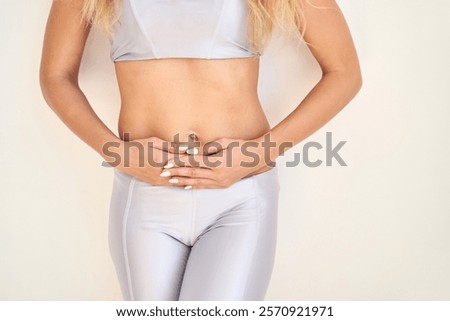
[1,0,449,300]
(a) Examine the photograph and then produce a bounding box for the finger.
[166,176,222,189]
[160,166,215,180]
[174,137,242,156]
[179,137,237,156]
[162,137,242,167]
[150,137,189,154]
[195,137,237,155]
[164,153,224,169]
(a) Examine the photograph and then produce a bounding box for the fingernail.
[163,163,174,169]
[160,171,171,177]
[184,185,193,190]
[186,147,199,155]
[168,178,179,184]
[178,144,189,151]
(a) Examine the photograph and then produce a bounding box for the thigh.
[123,229,190,300]
[178,167,280,301]
[109,169,191,301]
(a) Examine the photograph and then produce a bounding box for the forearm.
[258,70,362,163]
[40,75,121,160]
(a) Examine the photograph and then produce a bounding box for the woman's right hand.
[107,136,186,185]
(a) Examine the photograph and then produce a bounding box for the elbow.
[39,65,54,106]
[331,65,363,97]
[344,68,363,104]
[322,61,363,97]
[353,66,363,94]
[39,68,74,109]
[39,71,51,104]
[349,59,363,95]
[39,67,58,105]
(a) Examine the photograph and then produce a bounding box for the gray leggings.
[108,166,280,301]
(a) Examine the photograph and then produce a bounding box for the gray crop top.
[109,0,261,61]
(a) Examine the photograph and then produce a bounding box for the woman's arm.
[40,0,182,185]
[162,0,363,188]
[39,0,121,160]
[258,0,363,162]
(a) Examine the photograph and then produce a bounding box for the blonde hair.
[80,0,309,52]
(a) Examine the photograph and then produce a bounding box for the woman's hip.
[108,166,280,246]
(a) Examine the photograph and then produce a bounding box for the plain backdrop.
[1,0,449,300]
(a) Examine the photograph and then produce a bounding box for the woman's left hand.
[159,137,274,189]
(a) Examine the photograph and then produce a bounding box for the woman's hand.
[105,136,187,185]
[159,137,276,189]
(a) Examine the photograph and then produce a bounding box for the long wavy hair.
[80,0,311,52]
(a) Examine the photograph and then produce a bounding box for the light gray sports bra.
[109,0,261,62]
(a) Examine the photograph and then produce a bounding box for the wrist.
[255,130,296,166]
[254,133,279,167]
[99,135,123,166]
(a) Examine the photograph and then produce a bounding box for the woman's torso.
[111,0,271,172]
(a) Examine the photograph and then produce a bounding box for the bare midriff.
[114,56,270,149]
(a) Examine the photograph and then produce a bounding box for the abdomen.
[114,57,270,145]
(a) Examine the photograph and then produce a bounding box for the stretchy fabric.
[109,0,261,61]
[108,166,280,300]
